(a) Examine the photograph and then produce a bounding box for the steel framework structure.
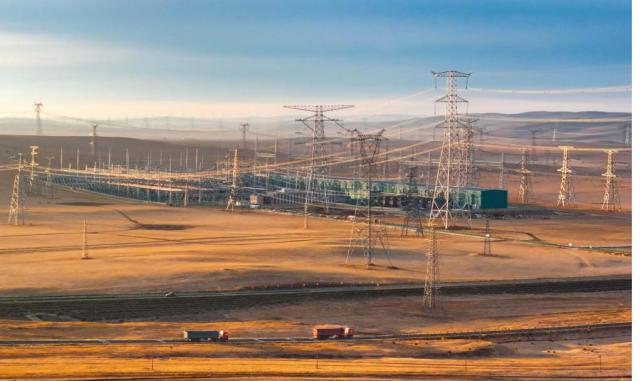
[346,129,393,268]
[226,148,239,211]
[400,162,424,237]
[34,102,43,136]
[423,228,439,310]
[557,146,575,207]
[601,149,621,211]
[284,104,354,229]
[517,149,532,204]
[428,70,471,229]
[8,158,26,225]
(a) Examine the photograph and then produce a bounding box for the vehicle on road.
[183,330,229,342]
[313,325,354,340]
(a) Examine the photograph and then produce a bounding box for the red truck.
[313,325,354,340]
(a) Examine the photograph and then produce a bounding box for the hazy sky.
[0,0,631,118]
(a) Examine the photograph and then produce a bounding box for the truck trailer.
[313,325,354,340]
[183,330,229,342]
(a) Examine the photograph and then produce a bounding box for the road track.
[0,275,629,320]
[0,322,629,346]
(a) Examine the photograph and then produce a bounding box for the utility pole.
[429,70,471,229]
[60,147,64,169]
[423,228,439,310]
[81,220,90,259]
[483,219,492,256]
[557,146,575,207]
[517,149,532,204]
[284,104,354,228]
[400,162,424,237]
[601,150,621,212]
[8,155,26,225]
[240,123,250,150]
[34,102,43,136]
[346,129,392,268]
[226,148,239,212]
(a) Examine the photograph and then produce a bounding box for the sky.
[0,0,631,118]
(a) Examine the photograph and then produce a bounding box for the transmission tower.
[530,130,538,163]
[557,146,575,207]
[346,129,393,268]
[517,149,533,203]
[498,152,505,189]
[34,102,43,136]
[28,145,39,191]
[400,162,424,237]
[283,104,354,228]
[483,219,492,256]
[90,124,99,156]
[423,228,439,310]
[239,123,250,150]
[601,150,621,212]
[8,156,26,225]
[226,148,239,212]
[622,124,630,146]
[428,70,471,229]
[460,118,477,187]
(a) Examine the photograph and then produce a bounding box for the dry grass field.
[0,135,631,379]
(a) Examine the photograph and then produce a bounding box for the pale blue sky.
[0,0,631,117]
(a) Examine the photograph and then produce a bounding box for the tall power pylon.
[239,123,250,150]
[530,130,538,163]
[517,149,533,203]
[28,145,39,192]
[483,219,492,256]
[346,129,392,268]
[34,102,43,136]
[90,124,99,156]
[601,149,621,211]
[460,118,477,187]
[400,162,424,237]
[557,146,575,207]
[226,149,239,211]
[429,70,471,229]
[284,104,354,228]
[423,228,439,310]
[498,152,505,189]
[8,156,26,225]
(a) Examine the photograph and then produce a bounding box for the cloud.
[0,31,137,68]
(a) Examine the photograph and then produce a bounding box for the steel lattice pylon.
[557,146,575,207]
[34,102,43,136]
[226,148,239,212]
[400,163,424,237]
[517,149,533,204]
[428,70,471,229]
[346,129,393,268]
[284,105,354,229]
[8,160,26,225]
[601,150,621,212]
[423,228,439,310]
